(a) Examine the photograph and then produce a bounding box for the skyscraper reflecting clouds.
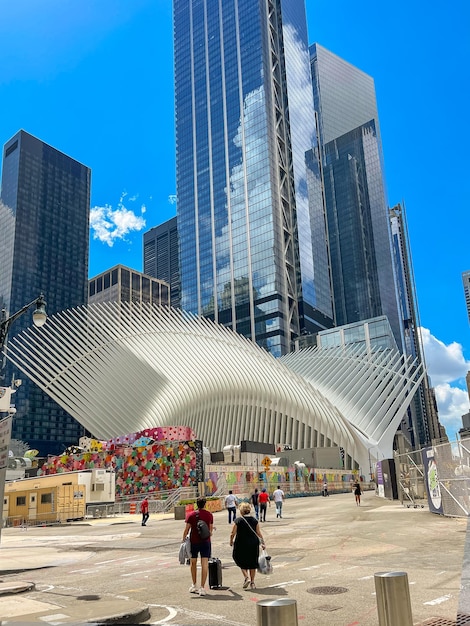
[174,0,333,357]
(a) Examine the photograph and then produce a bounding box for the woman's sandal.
[243,577,250,589]
[250,582,256,589]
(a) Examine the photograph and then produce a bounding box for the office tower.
[310,44,403,351]
[463,271,470,323]
[89,265,170,307]
[0,130,90,456]
[174,0,333,357]
[389,203,434,447]
[143,217,180,308]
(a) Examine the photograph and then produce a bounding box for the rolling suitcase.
[208,557,223,589]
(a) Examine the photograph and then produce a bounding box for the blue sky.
[1,0,469,441]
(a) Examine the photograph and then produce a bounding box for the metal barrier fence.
[395,439,470,517]
[85,503,116,519]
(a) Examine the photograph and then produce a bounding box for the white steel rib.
[4,302,424,471]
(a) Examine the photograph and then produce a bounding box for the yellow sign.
[261,456,272,470]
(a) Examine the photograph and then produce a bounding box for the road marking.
[268,579,305,588]
[358,575,374,580]
[96,556,140,565]
[299,563,328,570]
[148,604,178,623]
[424,594,452,606]
[121,569,156,577]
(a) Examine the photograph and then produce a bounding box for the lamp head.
[32,294,47,328]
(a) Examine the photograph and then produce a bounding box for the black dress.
[232,515,260,570]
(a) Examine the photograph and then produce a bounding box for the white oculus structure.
[3,302,424,472]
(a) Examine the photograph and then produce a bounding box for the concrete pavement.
[0,492,469,625]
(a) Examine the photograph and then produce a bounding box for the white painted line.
[299,563,329,570]
[358,575,374,580]
[67,569,97,574]
[121,569,155,577]
[39,615,69,623]
[96,556,139,565]
[268,579,305,588]
[147,604,178,623]
[424,594,453,606]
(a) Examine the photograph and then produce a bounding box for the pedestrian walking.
[322,481,329,497]
[258,488,270,522]
[182,497,213,596]
[140,497,149,526]
[251,488,260,520]
[272,487,285,518]
[225,490,239,524]
[229,502,265,590]
[353,481,362,506]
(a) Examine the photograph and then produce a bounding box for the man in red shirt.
[140,497,149,526]
[258,488,270,522]
[182,497,214,596]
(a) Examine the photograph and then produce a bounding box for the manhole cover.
[417,617,470,626]
[307,586,348,595]
[77,595,101,601]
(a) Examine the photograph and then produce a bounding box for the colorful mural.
[39,440,203,497]
[204,465,357,496]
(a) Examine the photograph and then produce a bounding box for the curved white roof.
[5,303,424,471]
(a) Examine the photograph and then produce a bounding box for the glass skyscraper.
[0,130,91,456]
[174,0,333,357]
[310,43,403,351]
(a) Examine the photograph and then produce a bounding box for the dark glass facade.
[174,0,333,357]
[0,130,91,456]
[311,45,403,351]
[143,217,180,308]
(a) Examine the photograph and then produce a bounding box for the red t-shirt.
[140,499,149,513]
[186,508,213,543]
[258,492,269,504]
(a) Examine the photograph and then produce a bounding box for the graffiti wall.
[39,440,203,498]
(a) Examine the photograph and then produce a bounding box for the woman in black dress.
[354,481,362,506]
[229,502,265,589]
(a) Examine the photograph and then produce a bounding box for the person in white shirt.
[225,490,239,523]
[272,487,285,518]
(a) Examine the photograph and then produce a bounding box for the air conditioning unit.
[92,469,106,483]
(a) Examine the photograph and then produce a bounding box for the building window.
[41,493,53,504]
[16,496,26,506]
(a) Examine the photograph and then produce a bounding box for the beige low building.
[4,469,115,525]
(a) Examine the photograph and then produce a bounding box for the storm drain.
[307,586,348,595]
[77,595,101,601]
[417,616,470,626]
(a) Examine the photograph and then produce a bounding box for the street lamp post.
[0,294,47,538]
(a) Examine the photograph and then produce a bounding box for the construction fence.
[395,439,470,517]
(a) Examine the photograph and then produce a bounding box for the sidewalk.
[0,493,468,625]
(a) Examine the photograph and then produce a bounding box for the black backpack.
[196,511,210,540]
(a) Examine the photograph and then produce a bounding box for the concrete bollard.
[374,571,413,626]
[256,598,298,626]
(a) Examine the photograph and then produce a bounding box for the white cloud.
[420,326,470,440]
[420,327,470,386]
[434,384,469,439]
[90,195,146,247]
[168,194,177,205]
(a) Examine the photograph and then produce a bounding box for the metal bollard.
[374,571,413,626]
[256,598,298,626]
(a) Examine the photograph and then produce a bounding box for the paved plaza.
[0,490,469,625]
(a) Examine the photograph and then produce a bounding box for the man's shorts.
[190,541,211,559]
